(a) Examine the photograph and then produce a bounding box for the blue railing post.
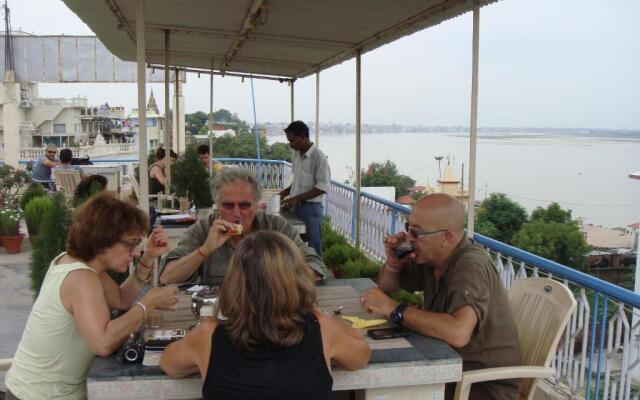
[391,209,398,235]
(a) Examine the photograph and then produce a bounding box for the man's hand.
[200,219,239,255]
[383,232,409,270]
[281,197,298,210]
[360,287,398,317]
[145,227,170,258]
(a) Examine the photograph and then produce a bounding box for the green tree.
[513,219,591,271]
[185,111,209,135]
[171,147,213,208]
[475,193,528,244]
[360,160,415,197]
[531,202,572,224]
[264,142,292,162]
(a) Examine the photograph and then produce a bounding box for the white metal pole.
[164,29,171,198]
[466,5,480,237]
[290,80,295,122]
[136,0,150,217]
[174,69,180,154]
[209,59,214,176]
[355,50,362,247]
[315,72,320,146]
[630,172,640,380]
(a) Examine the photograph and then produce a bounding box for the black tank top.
[148,163,165,195]
[202,313,333,400]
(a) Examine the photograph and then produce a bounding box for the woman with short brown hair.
[5,193,178,400]
[160,231,370,400]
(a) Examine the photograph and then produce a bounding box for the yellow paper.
[343,316,387,329]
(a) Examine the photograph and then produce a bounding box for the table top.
[87,278,461,395]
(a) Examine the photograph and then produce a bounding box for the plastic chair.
[453,277,577,400]
[53,169,82,201]
[124,175,173,205]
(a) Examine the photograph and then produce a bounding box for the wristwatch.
[390,303,408,326]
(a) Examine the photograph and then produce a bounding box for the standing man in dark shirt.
[360,193,522,400]
[280,121,330,258]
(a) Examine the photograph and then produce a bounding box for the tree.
[475,193,528,244]
[211,132,292,162]
[531,202,572,224]
[185,111,209,135]
[513,219,591,271]
[360,160,415,197]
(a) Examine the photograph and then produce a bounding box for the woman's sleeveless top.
[202,313,333,400]
[148,163,165,195]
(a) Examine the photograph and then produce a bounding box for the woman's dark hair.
[74,174,107,202]
[156,147,178,160]
[219,231,316,350]
[66,192,148,261]
[59,148,73,164]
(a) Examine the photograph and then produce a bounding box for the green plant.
[340,257,381,279]
[0,206,23,236]
[324,243,361,270]
[29,193,72,297]
[391,290,423,307]
[0,165,32,207]
[171,146,213,208]
[19,183,47,211]
[24,196,54,237]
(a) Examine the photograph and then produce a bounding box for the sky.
[8,0,640,130]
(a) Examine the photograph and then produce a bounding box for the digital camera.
[117,330,145,364]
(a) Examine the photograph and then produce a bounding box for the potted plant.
[24,196,53,246]
[0,165,32,208]
[0,206,25,253]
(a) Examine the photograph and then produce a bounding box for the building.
[0,81,128,159]
[127,90,165,150]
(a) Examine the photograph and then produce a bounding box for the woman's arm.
[160,319,217,378]
[316,311,371,371]
[61,269,178,357]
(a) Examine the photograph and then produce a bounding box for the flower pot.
[1,233,25,254]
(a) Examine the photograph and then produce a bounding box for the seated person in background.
[73,174,108,206]
[31,144,59,189]
[4,193,178,400]
[197,144,223,173]
[53,148,86,178]
[160,168,327,286]
[359,193,522,400]
[149,147,178,195]
[160,231,371,400]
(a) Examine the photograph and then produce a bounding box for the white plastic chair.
[124,174,173,205]
[454,277,577,400]
[53,169,82,201]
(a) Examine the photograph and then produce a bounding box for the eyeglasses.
[405,222,446,239]
[47,151,56,154]
[118,237,143,251]
[220,201,254,211]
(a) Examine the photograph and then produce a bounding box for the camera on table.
[117,330,145,364]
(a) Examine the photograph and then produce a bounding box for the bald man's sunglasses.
[405,223,446,239]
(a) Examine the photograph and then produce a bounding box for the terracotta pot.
[1,233,25,254]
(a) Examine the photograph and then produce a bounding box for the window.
[53,124,66,134]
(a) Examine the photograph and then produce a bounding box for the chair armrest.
[0,357,13,371]
[454,366,553,400]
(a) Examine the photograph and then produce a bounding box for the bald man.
[360,193,522,400]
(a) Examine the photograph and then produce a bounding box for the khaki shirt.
[399,238,522,400]
[160,211,328,286]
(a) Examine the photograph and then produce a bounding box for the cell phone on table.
[367,327,409,340]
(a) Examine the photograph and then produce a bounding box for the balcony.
[214,158,640,400]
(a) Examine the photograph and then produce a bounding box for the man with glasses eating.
[159,168,327,286]
[359,193,521,400]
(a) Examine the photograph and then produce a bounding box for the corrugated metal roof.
[61,0,497,79]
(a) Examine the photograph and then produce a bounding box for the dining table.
[86,278,462,400]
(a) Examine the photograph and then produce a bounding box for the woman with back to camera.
[149,147,178,195]
[4,193,178,400]
[160,231,371,400]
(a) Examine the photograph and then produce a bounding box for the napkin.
[342,316,387,329]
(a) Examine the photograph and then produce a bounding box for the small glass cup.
[179,197,189,212]
[393,241,414,260]
[146,310,162,329]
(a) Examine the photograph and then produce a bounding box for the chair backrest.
[509,278,576,399]
[124,174,141,199]
[53,169,82,200]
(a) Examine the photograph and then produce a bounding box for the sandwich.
[227,223,243,236]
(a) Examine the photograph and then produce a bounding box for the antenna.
[435,156,444,178]
[4,0,15,73]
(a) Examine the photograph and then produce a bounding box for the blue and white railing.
[217,159,640,400]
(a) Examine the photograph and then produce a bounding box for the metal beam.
[355,50,362,248]
[136,0,150,217]
[147,49,312,68]
[221,0,268,74]
[164,29,171,198]
[209,58,214,176]
[467,5,480,236]
[119,22,353,50]
[290,80,295,122]
[147,63,293,83]
[315,71,320,146]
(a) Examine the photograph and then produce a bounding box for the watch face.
[391,304,407,325]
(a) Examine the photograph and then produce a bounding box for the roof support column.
[136,0,149,217]
[315,71,320,146]
[467,5,480,237]
[209,59,214,176]
[290,80,295,122]
[355,50,362,248]
[164,29,171,197]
